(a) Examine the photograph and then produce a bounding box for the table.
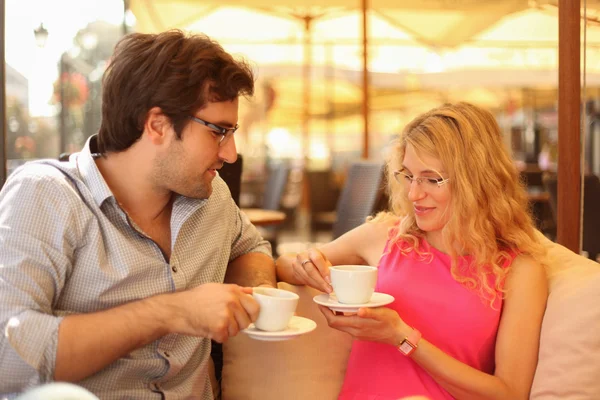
[527,190,551,203]
[526,189,554,234]
[241,208,286,226]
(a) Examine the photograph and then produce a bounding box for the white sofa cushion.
[530,234,600,399]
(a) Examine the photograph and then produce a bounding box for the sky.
[5,0,125,116]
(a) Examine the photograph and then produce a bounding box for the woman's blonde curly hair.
[375,102,546,306]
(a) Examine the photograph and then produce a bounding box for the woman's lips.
[414,205,435,216]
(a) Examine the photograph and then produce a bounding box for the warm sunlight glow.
[267,127,302,159]
[6,0,124,116]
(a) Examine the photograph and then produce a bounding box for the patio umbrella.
[130,0,550,158]
[130,1,600,56]
[129,0,548,46]
[129,0,600,165]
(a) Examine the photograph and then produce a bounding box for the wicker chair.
[262,160,290,211]
[259,161,291,255]
[306,169,341,239]
[331,161,386,240]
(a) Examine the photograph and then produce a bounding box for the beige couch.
[222,235,600,399]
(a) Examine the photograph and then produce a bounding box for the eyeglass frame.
[393,170,450,188]
[189,115,239,146]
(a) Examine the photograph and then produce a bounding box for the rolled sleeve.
[2,312,63,387]
[229,207,272,261]
[0,168,82,392]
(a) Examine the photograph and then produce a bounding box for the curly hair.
[376,102,546,306]
[97,29,255,153]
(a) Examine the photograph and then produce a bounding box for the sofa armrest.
[530,235,600,399]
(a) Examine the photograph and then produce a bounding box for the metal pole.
[0,0,6,186]
[557,0,581,253]
[361,0,370,159]
[325,42,335,156]
[122,0,130,36]
[59,54,67,154]
[302,16,312,160]
[299,16,313,215]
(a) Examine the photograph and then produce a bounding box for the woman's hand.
[290,248,334,293]
[318,305,410,346]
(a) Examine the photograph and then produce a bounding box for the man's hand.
[168,283,260,343]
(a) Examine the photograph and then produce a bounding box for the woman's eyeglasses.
[393,170,450,189]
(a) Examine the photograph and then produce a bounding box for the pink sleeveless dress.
[338,238,513,400]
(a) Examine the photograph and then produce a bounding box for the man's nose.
[219,137,238,164]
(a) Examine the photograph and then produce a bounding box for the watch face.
[399,340,415,355]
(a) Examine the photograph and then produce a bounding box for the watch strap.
[397,328,422,356]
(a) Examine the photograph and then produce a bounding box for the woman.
[276,102,548,400]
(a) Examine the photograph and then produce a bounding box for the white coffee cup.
[252,287,299,332]
[329,265,377,304]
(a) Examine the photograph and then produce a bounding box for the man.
[0,30,276,398]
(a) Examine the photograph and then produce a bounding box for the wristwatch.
[397,328,422,356]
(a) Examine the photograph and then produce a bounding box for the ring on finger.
[301,259,313,267]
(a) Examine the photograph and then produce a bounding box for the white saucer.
[313,292,395,313]
[242,316,317,341]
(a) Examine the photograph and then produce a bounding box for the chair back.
[307,169,339,214]
[332,161,385,240]
[262,161,290,211]
[219,155,243,206]
[543,173,600,260]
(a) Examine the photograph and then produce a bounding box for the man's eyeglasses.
[393,170,450,189]
[189,116,239,146]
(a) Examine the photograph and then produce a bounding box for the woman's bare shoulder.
[505,253,547,293]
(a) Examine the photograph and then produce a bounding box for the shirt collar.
[75,134,115,207]
[74,135,210,213]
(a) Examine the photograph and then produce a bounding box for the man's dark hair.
[97,30,255,153]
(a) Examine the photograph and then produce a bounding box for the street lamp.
[33,23,48,48]
[81,32,98,52]
[33,23,70,152]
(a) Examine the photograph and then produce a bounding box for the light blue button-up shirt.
[0,137,271,399]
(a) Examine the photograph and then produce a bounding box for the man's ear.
[144,107,171,145]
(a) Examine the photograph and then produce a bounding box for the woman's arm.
[321,254,548,400]
[275,218,397,292]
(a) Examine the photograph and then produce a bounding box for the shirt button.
[171,265,178,273]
